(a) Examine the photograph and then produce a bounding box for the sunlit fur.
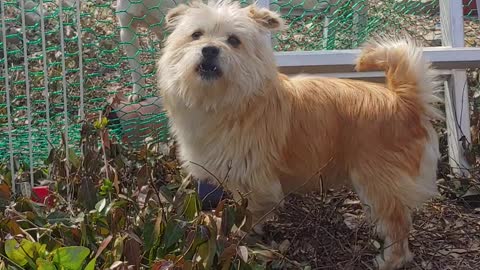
[157,1,443,269]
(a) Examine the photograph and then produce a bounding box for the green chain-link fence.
[0,0,479,169]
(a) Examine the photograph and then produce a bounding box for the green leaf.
[84,258,96,270]
[95,198,107,213]
[159,220,187,257]
[34,242,48,258]
[67,148,81,169]
[237,258,254,270]
[143,216,156,251]
[51,246,90,270]
[94,117,109,129]
[110,199,128,210]
[221,205,236,236]
[182,191,201,221]
[36,258,57,270]
[47,211,71,225]
[159,186,174,204]
[44,149,56,166]
[196,226,216,269]
[5,239,36,267]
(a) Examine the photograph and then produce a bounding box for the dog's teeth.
[213,66,217,71]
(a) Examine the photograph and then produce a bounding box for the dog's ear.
[246,5,285,32]
[165,4,190,29]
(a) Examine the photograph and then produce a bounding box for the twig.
[189,160,232,207]
[98,113,110,182]
[6,208,65,247]
[174,219,201,266]
[146,146,168,224]
[189,161,223,185]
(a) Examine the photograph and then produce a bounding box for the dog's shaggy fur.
[157,1,443,269]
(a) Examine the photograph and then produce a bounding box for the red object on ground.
[464,0,478,16]
[32,186,54,207]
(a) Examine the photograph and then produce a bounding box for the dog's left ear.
[246,5,285,32]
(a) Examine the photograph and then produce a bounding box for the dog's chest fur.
[165,98,289,189]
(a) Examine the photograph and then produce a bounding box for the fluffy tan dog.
[157,1,443,269]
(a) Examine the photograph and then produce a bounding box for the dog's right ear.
[165,4,190,29]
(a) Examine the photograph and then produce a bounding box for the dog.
[156,1,443,269]
[115,0,347,102]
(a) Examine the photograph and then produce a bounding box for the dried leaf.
[112,167,120,194]
[109,261,126,269]
[219,244,237,262]
[136,165,149,188]
[343,199,360,205]
[214,200,226,217]
[343,213,361,230]
[0,183,11,203]
[151,260,174,270]
[95,235,113,259]
[113,235,126,261]
[3,219,23,236]
[278,240,291,254]
[250,249,276,260]
[237,246,248,262]
[123,237,142,269]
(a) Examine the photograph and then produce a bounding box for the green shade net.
[0,0,478,168]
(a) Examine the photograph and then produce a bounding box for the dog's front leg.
[232,179,285,235]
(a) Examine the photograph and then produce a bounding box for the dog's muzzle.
[197,46,222,80]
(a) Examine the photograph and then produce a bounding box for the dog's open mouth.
[197,61,222,80]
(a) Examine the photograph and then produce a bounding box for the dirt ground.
[259,189,480,270]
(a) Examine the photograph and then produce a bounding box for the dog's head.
[157,0,285,110]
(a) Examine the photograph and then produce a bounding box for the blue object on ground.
[197,181,224,210]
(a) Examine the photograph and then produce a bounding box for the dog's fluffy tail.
[355,37,443,120]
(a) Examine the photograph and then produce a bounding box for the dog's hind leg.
[351,168,416,270]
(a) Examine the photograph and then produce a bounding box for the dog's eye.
[227,35,241,47]
[191,31,203,40]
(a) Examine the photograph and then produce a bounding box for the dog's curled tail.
[355,37,443,120]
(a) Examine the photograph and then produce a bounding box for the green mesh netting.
[0,0,479,169]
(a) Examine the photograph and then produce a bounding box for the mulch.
[261,189,480,270]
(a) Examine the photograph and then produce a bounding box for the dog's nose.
[202,46,220,58]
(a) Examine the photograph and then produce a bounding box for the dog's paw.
[374,251,413,270]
